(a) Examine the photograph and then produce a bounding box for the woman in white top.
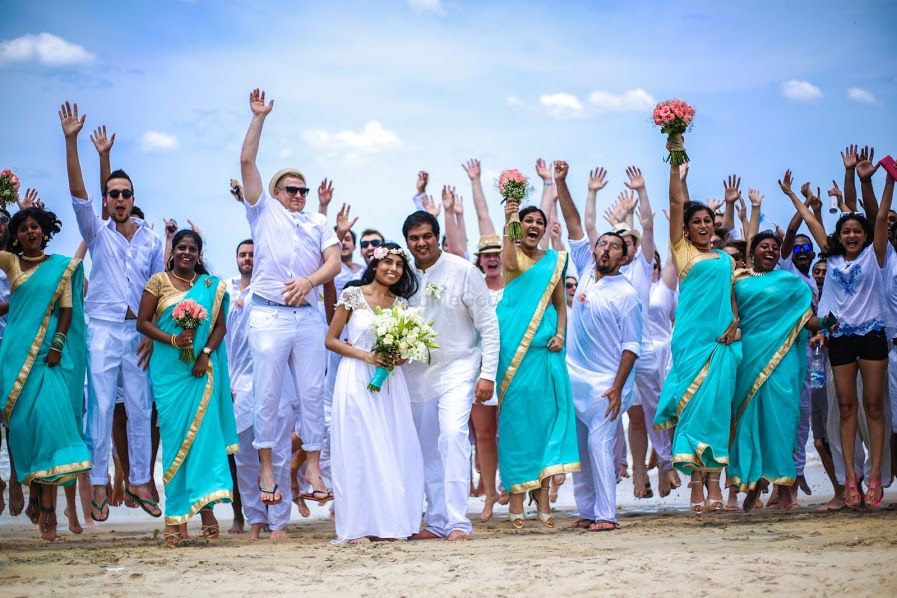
[781,169,893,508]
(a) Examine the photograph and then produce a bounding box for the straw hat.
[475,234,503,255]
[268,168,307,197]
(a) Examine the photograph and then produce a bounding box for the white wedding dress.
[330,286,425,544]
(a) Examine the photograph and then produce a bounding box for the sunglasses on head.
[792,243,813,254]
[106,189,133,199]
[360,239,383,249]
[279,186,310,197]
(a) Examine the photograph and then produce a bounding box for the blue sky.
[1,0,894,273]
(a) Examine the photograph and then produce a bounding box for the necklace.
[747,268,768,277]
[20,253,46,262]
[171,270,197,285]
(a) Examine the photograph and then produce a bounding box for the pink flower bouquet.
[171,298,208,362]
[652,99,695,166]
[497,169,532,242]
[0,169,20,208]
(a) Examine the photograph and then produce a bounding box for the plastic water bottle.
[809,346,825,389]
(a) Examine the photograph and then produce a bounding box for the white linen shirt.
[403,251,499,402]
[622,248,653,345]
[646,281,677,348]
[226,277,254,432]
[244,191,339,309]
[72,195,165,321]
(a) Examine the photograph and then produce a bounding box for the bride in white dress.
[324,243,425,544]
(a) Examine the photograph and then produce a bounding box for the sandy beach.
[2,470,896,597]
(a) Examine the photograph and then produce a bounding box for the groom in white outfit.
[402,211,500,541]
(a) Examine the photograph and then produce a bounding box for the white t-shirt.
[818,244,887,337]
[646,281,677,347]
[622,248,653,345]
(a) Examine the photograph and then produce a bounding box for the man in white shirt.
[61,101,163,521]
[402,211,499,541]
[239,89,340,538]
[556,161,640,531]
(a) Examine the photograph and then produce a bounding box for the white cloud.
[847,87,880,105]
[303,121,403,157]
[407,0,444,14]
[140,131,179,152]
[0,33,94,66]
[588,88,655,111]
[781,80,823,102]
[505,96,523,108]
[539,93,583,118]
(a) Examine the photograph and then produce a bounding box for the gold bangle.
[170,334,178,348]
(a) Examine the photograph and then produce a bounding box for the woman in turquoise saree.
[653,167,742,513]
[497,204,579,529]
[0,206,90,542]
[730,232,813,511]
[137,230,237,547]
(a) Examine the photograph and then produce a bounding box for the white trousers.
[573,402,618,523]
[411,388,474,537]
[234,427,267,526]
[249,303,326,451]
[793,378,812,475]
[85,319,152,486]
[613,419,627,473]
[634,346,673,471]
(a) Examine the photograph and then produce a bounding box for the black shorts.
[828,329,889,367]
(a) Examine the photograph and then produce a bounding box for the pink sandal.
[844,480,862,509]
[864,479,883,508]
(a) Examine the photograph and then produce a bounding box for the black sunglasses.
[360,239,383,249]
[792,243,813,254]
[280,186,310,197]
[0,215,9,224]
[565,282,576,289]
[106,189,133,199]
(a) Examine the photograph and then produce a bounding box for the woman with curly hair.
[0,201,90,542]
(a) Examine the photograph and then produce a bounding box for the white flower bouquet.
[368,303,439,391]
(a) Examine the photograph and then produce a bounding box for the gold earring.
[43,235,49,241]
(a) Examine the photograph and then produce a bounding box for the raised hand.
[587,167,608,192]
[679,162,689,182]
[420,194,440,217]
[317,178,334,208]
[800,181,813,200]
[623,165,645,191]
[416,171,429,194]
[858,145,874,163]
[504,198,519,221]
[747,188,764,207]
[549,219,562,244]
[535,158,552,182]
[841,144,858,170]
[453,193,464,215]
[90,125,115,154]
[229,178,244,202]
[736,196,747,221]
[58,101,86,138]
[187,219,204,239]
[249,88,274,117]
[707,198,724,212]
[18,188,43,211]
[807,186,822,211]
[856,158,880,182]
[164,218,178,239]
[462,159,481,180]
[553,160,569,181]
[441,185,456,212]
[828,180,843,201]
[778,169,795,195]
[723,174,742,205]
[617,190,638,216]
[335,203,358,241]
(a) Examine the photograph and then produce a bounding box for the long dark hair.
[822,213,873,258]
[683,201,714,227]
[519,205,547,224]
[6,207,62,254]
[357,242,418,299]
[168,229,209,275]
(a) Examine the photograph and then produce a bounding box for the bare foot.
[447,530,470,541]
[778,485,793,511]
[666,469,682,490]
[819,493,846,511]
[480,493,500,523]
[646,449,659,471]
[348,536,371,544]
[659,469,672,498]
[293,495,311,518]
[9,481,24,516]
[0,479,5,515]
[743,488,761,513]
[39,510,58,543]
[617,464,630,480]
[797,475,811,496]
[568,518,594,529]
[270,529,288,541]
[228,518,245,534]
[766,489,780,509]
[64,507,83,534]
[587,521,618,532]
[497,492,510,506]
[409,529,441,541]
[248,523,265,540]
[110,476,125,507]
[724,487,739,512]
[632,467,650,499]
[549,474,566,503]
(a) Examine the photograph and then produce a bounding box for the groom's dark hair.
[402,210,440,240]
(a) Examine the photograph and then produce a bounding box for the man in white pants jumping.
[403,210,499,541]
[239,89,340,539]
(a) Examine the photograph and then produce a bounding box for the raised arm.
[746,188,764,250]
[239,89,274,206]
[857,147,880,222]
[668,165,686,245]
[462,159,496,235]
[441,186,466,257]
[874,173,894,267]
[555,160,586,242]
[828,180,849,214]
[317,178,334,216]
[453,192,469,255]
[721,174,741,234]
[624,165,654,262]
[536,158,556,250]
[90,125,115,218]
[735,195,748,240]
[661,251,677,291]
[679,162,691,203]
[60,102,88,200]
[412,171,429,211]
[780,189,811,259]
[585,167,607,246]
[779,170,828,250]
[841,144,859,212]
[548,219,566,252]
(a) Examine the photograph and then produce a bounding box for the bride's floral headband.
[372,246,413,263]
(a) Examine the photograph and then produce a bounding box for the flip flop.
[124,488,162,518]
[91,496,110,522]
[300,489,333,503]
[259,483,282,505]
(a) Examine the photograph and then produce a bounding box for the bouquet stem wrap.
[664,132,689,166]
[179,333,197,363]
[368,365,394,392]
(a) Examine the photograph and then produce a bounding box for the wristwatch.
[201,346,212,356]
